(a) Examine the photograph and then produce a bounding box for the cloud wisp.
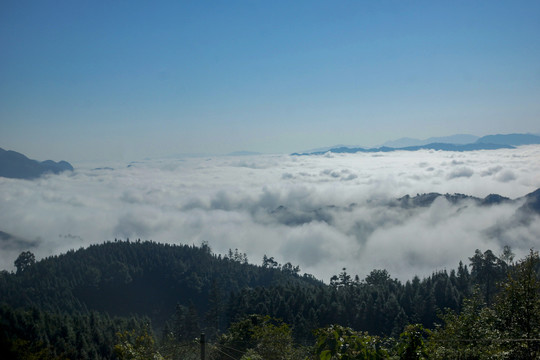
[1,146,539,282]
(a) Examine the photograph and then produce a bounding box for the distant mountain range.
[0,147,73,179]
[395,188,540,214]
[293,143,515,155]
[294,133,540,156]
[266,187,540,228]
[475,133,540,146]
[382,134,480,148]
[0,230,39,251]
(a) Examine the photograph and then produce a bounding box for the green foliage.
[0,304,148,359]
[3,241,538,359]
[494,249,540,359]
[14,251,35,274]
[1,240,490,345]
[394,324,429,360]
[469,249,510,305]
[218,315,300,360]
[115,326,164,360]
[428,250,540,359]
[158,331,200,360]
[365,269,391,287]
[428,289,501,358]
[169,303,200,343]
[1,240,316,335]
[0,338,60,360]
[314,324,388,359]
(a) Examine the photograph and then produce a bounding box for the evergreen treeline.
[0,240,320,332]
[224,247,516,342]
[0,305,150,359]
[0,240,538,359]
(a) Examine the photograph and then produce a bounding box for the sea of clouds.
[1,145,540,282]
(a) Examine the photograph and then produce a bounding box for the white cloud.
[447,167,474,179]
[1,146,540,282]
[495,170,517,183]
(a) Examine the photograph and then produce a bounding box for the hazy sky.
[1,1,540,162]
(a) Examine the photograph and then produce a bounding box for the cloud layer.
[1,146,540,282]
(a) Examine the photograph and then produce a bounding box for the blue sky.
[1,1,540,162]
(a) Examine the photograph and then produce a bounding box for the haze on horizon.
[1,1,540,163]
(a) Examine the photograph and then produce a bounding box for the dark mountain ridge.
[0,241,321,331]
[396,191,512,208]
[0,147,73,179]
[476,133,540,146]
[1,238,529,350]
[382,134,479,148]
[294,132,539,155]
[292,142,515,156]
[397,187,540,213]
[267,188,540,229]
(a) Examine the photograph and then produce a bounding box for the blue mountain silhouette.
[0,147,73,179]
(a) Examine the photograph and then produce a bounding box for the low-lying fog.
[1,146,540,282]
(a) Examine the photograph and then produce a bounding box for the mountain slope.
[0,147,73,179]
[396,187,540,214]
[476,133,540,146]
[0,241,321,330]
[395,192,512,208]
[292,142,514,155]
[383,134,479,148]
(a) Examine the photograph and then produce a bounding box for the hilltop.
[0,147,73,179]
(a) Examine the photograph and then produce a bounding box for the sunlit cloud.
[1,146,539,282]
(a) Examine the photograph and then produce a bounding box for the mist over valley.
[1,145,539,283]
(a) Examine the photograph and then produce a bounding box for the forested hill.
[1,240,524,340]
[1,241,539,359]
[0,240,320,330]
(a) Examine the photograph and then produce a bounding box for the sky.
[1,1,540,163]
[1,147,540,282]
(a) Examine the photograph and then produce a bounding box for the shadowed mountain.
[0,241,322,331]
[292,142,514,155]
[270,205,335,226]
[266,188,540,229]
[483,188,540,239]
[397,188,540,221]
[517,188,540,214]
[0,230,40,251]
[0,147,73,179]
[294,132,540,156]
[395,192,512,208]
[299,144,360,154]
[383,134,479,148]
[476,133,540,146]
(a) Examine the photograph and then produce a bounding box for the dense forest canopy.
[1,240,539,359]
